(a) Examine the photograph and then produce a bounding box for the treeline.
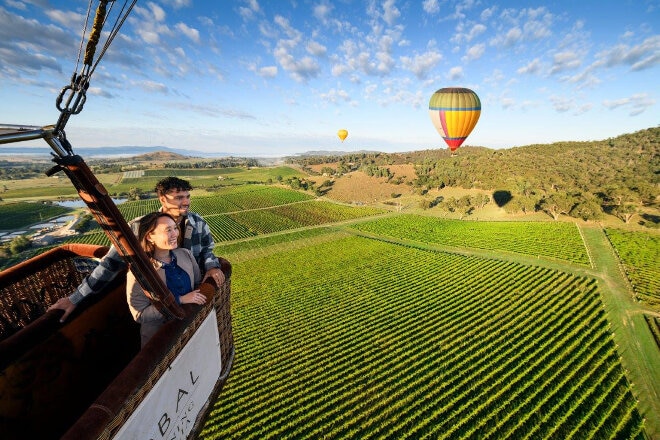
[163,158,260,168]
[289,127,660,225]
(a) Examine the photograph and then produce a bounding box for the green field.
[199,233,647,439]
[116,166,304,192]
[605,228,660,308]
[0,201,72,230]
[1,177,658,438]
[350,215,591,266]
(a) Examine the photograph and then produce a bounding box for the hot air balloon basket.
[0,244,234,440]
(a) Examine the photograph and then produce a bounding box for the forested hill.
[288,127,659,224]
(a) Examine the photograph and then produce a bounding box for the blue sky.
[1,0,659,156]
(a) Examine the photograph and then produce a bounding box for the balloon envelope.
[428,87,481,151]
[337,129,348,142]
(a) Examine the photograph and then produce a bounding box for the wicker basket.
[0,244,234,440]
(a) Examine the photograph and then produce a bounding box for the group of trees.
[421,194,491,218]
[288,127,659,225]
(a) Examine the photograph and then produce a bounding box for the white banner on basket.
[114,309,221,440]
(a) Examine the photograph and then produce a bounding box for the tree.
[540,192,576,220]
[612,203,639,224]
[9,235,31,255]
[474,193,490,208]
[128,187,143,201]
[571,197,604,221]
[456,195,474,219]
[515,195,538,214]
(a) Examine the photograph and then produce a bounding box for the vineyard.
[0,201,71,230]
[605,228,660,308]
[199,234,645,439]
[1,180,656,437]
[118,166,304,189]
[350,215,592,266]
[59,189,384,245]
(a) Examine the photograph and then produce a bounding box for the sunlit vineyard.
[194,186,314,213]
[605,228,660,308]
[61,231,110,246]
[134,167,303,186]
[271,200,385,224]
[117,199,161,221]
[203,201,385,241]
[351,215,591,265]
[0,201,71,230]
[199,234,644,439]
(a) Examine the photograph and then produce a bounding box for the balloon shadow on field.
[492,190,513,207]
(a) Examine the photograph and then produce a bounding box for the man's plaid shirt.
[69,211,221,305]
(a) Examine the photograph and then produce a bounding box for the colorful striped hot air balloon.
[428,87,481,152]
[337,129,348,142]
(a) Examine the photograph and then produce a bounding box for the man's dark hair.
[155,177,193,196]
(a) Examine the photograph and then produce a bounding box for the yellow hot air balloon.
[337,129,348,142]
[428,87,481,152]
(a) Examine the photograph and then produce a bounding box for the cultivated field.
[605,228,660,308]
[199,231,650,439]
[1,168,658,438]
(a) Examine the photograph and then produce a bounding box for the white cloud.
[134,79,169,94]
[501,97,515,109]
[560,70,601,89]
[87,86,114,99]
[594,35,660,71]
[481,6,496,21]
[44,9,84,30]
[382,0,401,26]
[175,22,200,43]
[306,41,327,56]
[603,93,655,116]
[422,0,439,15]
[451,23,487,45]
[274,47,321,82]
[162,0,191,9]
[5,0,27,10]
[517,58,542,75]
[147,2,166,22]
[133,2,171,44]
[463,43,485,61]
[502,27,522,47]
[171,101,256,119]
[448,66,463,80]
[238,0,261,20]
[400,49,442,79]
[270,15,321,82]
[313,3,332,23]
[489,7,553,48]
[0,7,73,75]
[320,87,352,104]
[574,103,592,115]
[258,66,278,78]
[550,51,582,74]
[550,95,573,113]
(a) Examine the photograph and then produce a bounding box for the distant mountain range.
[0,144,388,159]
[0,145,236,158]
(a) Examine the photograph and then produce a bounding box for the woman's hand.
[179,289,207,305]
